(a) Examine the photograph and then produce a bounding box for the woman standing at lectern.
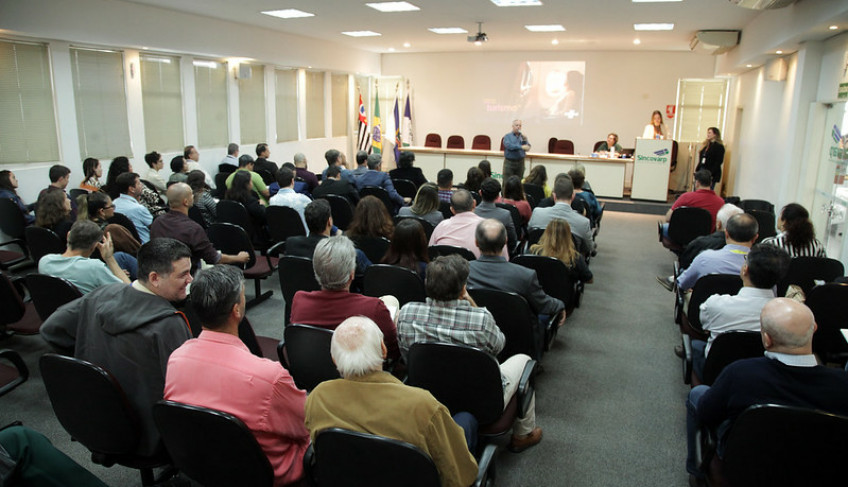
[695,127,725,189]
[642,110,667,139]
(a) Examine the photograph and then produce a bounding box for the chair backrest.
[256,169,275,185]
[500,137,506,151]
[278,256,321,325]
[472,134,491,150]
[0,199,26,239]
[207,223,257,270]
[40,353,142,456]
[512,254,576,308]
[424,133,441,148]
[806,283,848,364]
[722,404,848,486]
[391,178,417,199]
[69,188,89,200]
[701,331,764,385]
[495,202,524,238]
[667,207,712,247]
[446,135,465,149]
[266,206,306,243]
[214,172,230,198]
[187,205,207,229]
[153,400,274,487]
[24,226,65,265]
[592,140,605,152]
[139,179,158,195]
[777,256,844,297]
[552,139,574,155]
[0,272,26,326]
[427,245,475,261]
[547,137,557,154]
[406,342,505,425]
[25,274,82,322]
[350,236,391,264]
[739,199,774,213]
[524,227,545,251]
[746,209,776,242]
[467,288,538,360]
[322,194,355,231]
[216,200,254,236]
[107,213,141,242]
[359,186,395,215]
[309,428,441,487]
[281,324,339,391]
[438,200,452,220]
[217,164,236,175]
[687,274,743,332]
[362,264,426,307]
[522,183,545,207]
[395,215,435,239]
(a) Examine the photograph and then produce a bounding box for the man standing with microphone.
[503,119,531,179]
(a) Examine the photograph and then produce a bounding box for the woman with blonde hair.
[695,127,725,189]
[398,183,444,227]
[529,218,593,283]
[642,110,667,140]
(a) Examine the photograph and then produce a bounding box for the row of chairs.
[423,133,642,158]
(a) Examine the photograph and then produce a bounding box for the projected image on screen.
[515,61,585,124]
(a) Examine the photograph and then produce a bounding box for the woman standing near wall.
[695,127,725,189]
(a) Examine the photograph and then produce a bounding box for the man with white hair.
[289,236,400,361]
[684,298,848,485]
[305,316,479,487]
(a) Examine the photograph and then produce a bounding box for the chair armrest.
[302,443,317,487]
[517,359,537,418]
[9,274,30,302]
[695,424,717,474]
[267,240,286,258]
[0,349,29,381]
[472,443,497,487]
[0,238,27,255]
[682,334,693,385]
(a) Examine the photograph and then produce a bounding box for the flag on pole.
[357,92,371,153]
[393,89,401,164]
[372,88,382,155]
[402,90,413,147]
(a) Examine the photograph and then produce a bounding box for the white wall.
[382,50,716,157]
[0,0,381,203]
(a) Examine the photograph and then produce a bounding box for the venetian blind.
[305,71,325,139]
[674,79,728,143]
[331,74,349,137]
[194,59,229,148]
[238,64,266,145]
[140,53,184,152]
[275,68,298,143]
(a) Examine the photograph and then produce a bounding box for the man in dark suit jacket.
[684,298,848,485]
[389,151,428,189]
[355,154,406,210]
[253,143,279,184]
[312,166,359,205]
[284,199,333,258]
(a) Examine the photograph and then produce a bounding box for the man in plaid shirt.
[397,254,543,453]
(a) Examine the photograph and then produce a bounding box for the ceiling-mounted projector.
[468,22,488,43]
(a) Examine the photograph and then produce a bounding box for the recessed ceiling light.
[634,23,674,31]
[388,47,396,52]
[366,2,420,13]
[633,38,641,45]
[342,31,382,37]
[551,39,559,45]
[525,24,565,32]
[193,60,219,69]
[474,40,484,46]
[776,50,783,54]
[829,25,838,30]
[746,64,752,68]
[403,42,411,47]
[490,0,542,6]
[428,27,468,34]
[261,9,314,19]
[632,0,681,2]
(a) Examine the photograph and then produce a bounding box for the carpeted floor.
[0,210,689,486]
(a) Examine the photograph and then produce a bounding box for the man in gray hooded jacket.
[41,238,194,457]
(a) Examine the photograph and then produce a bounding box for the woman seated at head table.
[596,133,623,157]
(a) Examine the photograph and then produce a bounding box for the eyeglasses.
[104,205,115,209]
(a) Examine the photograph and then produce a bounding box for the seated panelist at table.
[596,132,623,157]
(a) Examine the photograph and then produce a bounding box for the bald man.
[150,183,248,272]
[684,298,848,483]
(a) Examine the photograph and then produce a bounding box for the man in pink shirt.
[164,265,309,487]
[662,170,725,235]
[429,189,508,259]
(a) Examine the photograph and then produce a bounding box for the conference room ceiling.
[123,0,766,53]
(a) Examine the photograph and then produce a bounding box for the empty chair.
[471,135,491,150]
[278,256,321,325]
[304,427,495,487]
[0,349,28,397]
[207,223,277,308]
[552,139,574,155]
[40,353,171,486]
[153,401,274,487]
[213,172,230,199]
[776,256,844,297]
[661,207,712,253]
[363,264,426,307]
[0,271,41,336]
[428,245,475,261]
[806,283,848,366]
[266,206,306,244]
[278,324,339,392]
[0,199,31,270]
[699,331,764,386]
[467,289,542,360]
[739,199,774,213]
[24,226,65,266]
[747,209,776,242]
[446,135,465,149]
[216,200,255,236]
[424,133,441,148]
[392,178,417,200]
[547,137,557,154]
[25,274,83,322]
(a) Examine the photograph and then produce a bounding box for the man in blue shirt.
[321,149,355,184]
[355,153,407,212]
[502,119,531,179]
[112,172,153,243]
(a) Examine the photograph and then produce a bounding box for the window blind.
[194,59,228,148]
[331,74,348,138]
[305,71,325,139]
[140,53,184,152]
[275,68,298,143]
[238,64,266,145]
[674,79,728,143]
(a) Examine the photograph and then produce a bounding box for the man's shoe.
[508,427,542,453]
[674,345,685,358]
[656,275,674,292]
